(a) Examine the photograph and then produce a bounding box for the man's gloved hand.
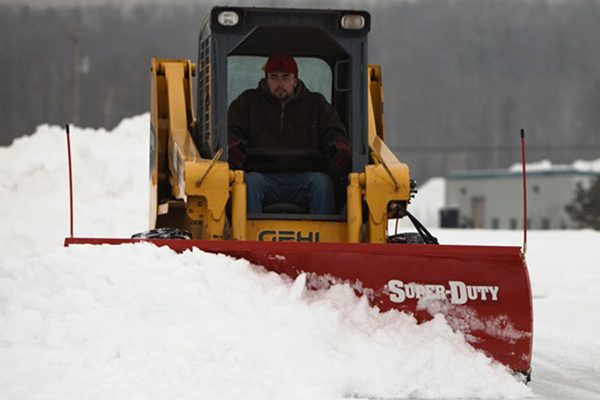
[328,141,351,174]
[228,139,247,169]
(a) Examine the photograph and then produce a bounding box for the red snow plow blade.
[64,237,533,377]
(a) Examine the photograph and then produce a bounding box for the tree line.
[1,0,600,183]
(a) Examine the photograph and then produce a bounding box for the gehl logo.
[258,230,320,242]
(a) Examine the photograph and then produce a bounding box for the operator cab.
[194,7,371,219]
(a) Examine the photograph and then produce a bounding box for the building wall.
[445,171,597,230]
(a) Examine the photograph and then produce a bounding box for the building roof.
[446,167,600,180]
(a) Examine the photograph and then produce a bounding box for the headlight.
[218,11,240,26]
[341,14,365,30]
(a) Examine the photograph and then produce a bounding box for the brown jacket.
[228,79,348,173]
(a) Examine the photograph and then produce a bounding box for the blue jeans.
[245,172,335,215]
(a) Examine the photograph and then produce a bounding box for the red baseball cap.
[263,54,298,77]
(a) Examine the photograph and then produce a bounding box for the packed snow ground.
[1,115,599,399]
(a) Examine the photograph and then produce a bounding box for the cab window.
[227,56,332,105]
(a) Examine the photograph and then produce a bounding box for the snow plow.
[65,7,532,379]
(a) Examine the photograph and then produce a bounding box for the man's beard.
[273,87,292,101]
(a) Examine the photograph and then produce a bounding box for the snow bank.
[0,116,149,262]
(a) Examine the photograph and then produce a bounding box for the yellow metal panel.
[368,65,385,141]
[230,171,247,240]
[184,161,229,222]
[150,60,160,229]
[365,163,410,243]
[186,195,226,240]
[347,173,363,243]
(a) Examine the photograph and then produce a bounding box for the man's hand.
[328,141,351,174]
[228,139,247,169]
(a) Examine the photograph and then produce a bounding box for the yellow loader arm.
[150,59,229,240]
[360,65,412,242]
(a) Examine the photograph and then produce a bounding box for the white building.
[443,167,599,230]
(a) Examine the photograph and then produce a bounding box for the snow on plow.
[64,237,533,377]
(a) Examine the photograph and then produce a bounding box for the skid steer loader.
[65,7,533,379]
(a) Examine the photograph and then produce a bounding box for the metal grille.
[196,37,212,156]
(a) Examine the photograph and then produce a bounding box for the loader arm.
[150,59,229,240]
[361,65,412,243]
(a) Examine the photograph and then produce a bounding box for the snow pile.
[0,115,149,262]
[0,243,530,399]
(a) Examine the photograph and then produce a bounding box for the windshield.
[227,56,332,105]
